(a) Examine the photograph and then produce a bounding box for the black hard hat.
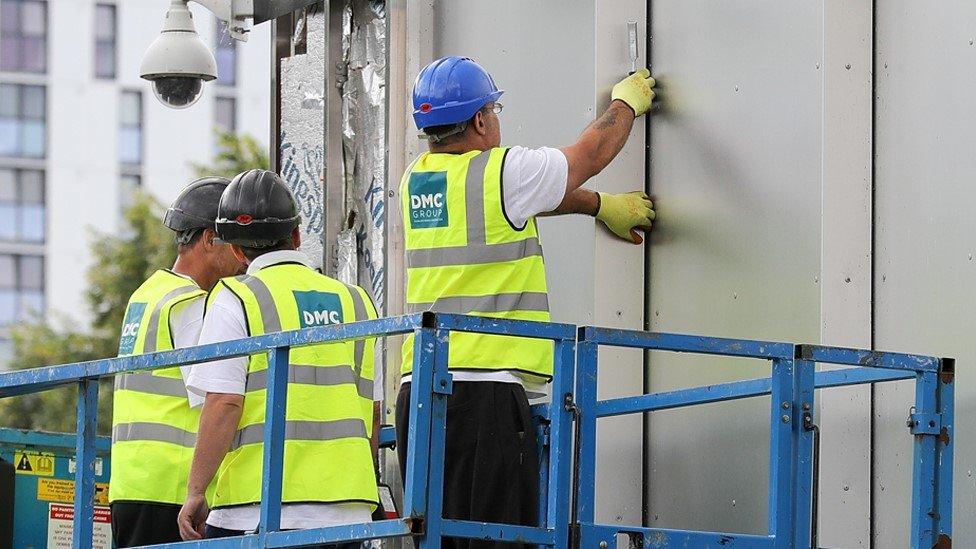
[164,176,231,244]
[216,169,301,247]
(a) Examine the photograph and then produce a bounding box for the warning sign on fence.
[14,450,54,476]
[37,478,110,505]
[47,503,112,549]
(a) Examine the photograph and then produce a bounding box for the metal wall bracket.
[907,411,942,436]
[432,371,453,395]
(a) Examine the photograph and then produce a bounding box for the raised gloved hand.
[611,69,657,117]
[596,191,656,244]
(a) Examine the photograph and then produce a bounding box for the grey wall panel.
[874,3,976,546]
[647,1,823,535]
[819,2,873,545]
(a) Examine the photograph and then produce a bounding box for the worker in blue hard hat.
[395,55,657,548]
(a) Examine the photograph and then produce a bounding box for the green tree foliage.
[0,132,268,434]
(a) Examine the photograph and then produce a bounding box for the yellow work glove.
[596,191,656,245]
[611,69,656,117]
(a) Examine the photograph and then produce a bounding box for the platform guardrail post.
[573,334,599,546]
[417,325,450,549]
[935,359,954,546]
[548,337,577,548]
[258,346,291,538]
[910,370,940,547]
[793,358,816,546]
[768,357,798,546]
[72,378,99,548]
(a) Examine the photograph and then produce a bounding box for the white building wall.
[39,0,270,331]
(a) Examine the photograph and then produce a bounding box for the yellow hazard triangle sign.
[14,450,55,476]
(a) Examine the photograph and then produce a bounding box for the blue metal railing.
[575,327,953,548]
[0,313,953,548]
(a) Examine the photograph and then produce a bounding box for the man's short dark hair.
[240,237,295,262]
[176,229,206,253]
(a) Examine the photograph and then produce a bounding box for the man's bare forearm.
[542,188,600,217]
[560,100,637,192]
[186,393,244,496]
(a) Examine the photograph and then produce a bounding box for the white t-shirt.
[186,250,374,531]
[403,146,569,398]
[167,280,205,386]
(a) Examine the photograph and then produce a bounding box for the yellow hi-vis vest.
[109,270,206,504]
[400,147,553,381]
[208,261,378,509]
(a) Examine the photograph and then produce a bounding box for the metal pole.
[573,334,600,546]
[547,338,577,548]
[259,346,291,536]
[72,379,99,548]
[793,359,816,546]
[767,357,797,546]
[417,327,450,549]
[404,325,437,540]
[910,371,939,547]
[935,359,955,545]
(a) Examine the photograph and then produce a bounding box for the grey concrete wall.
[874,2,976,546]
[645,1,823,536]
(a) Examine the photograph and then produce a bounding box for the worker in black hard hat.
[109,177,246,548]
[179,170,380,546]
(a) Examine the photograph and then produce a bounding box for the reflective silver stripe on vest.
[112,422,196,448]
[232,418,367,449]
[407,237,543,269]
[408,291,550,315]
[236,274,282,332]
[114,372,188,398]
[245,364,370,399]
[343,284,368,379]
[143,285,201,353]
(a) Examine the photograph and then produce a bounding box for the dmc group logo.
[408,171,449,229]
[294,291,344,328]
[118,302,147,355]
[302,309,341,325]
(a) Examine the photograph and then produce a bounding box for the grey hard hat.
[164,177,231,244]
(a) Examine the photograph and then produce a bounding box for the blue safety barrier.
[575,327,953,548]
[0,313,952,548]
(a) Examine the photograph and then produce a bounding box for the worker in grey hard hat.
[109,177,245,547]
[179,170,380,545]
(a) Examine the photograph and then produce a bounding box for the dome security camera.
[140,0,217,109]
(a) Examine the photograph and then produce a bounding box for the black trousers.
[110,502,182,548]
[396,381,539,549]
[204,524,360,549]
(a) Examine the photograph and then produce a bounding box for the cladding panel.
[874,3,976,545]
[646,0,823,535]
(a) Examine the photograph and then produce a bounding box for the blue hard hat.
[412,56,504,130]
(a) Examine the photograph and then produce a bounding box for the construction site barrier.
[0,313,953,548]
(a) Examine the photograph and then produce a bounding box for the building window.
[120,90,142,165]
[0,0,47,73]
[0,168,43,242]
[0,253,44,326]
[119,173,140,215]
[0,84,45,158]
[215,96,236,133]
[94,4,116,79]
[214,20,236,86]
